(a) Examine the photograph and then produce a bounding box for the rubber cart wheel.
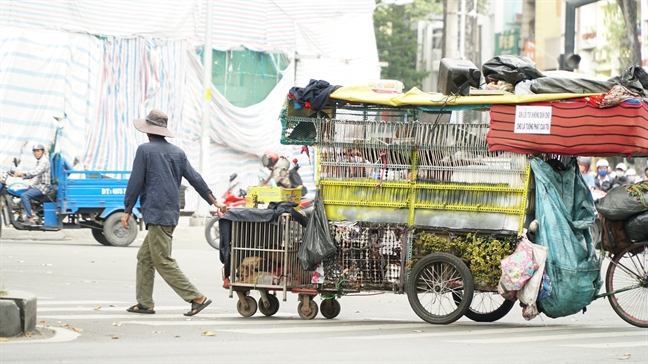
[453,291,515,322]
[320,299,341,319]
[237,296,257,317]
[406,252,474,325]
[258,294,280,316]
[204,216,220,250]
[605,242,648,328]
[103,213,137,247]
[91,229,111,246]
[298,300,318,320]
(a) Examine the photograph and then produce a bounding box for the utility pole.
[192,0,213,225]
[443,0,460,59]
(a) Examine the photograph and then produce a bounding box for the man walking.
[122,109,226,316]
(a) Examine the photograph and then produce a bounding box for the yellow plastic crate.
[245,187,302,208]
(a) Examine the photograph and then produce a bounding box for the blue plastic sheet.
[530,158,602,318]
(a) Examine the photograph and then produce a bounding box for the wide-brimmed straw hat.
[133,109,174,138]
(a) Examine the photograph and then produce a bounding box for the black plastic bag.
[482,55,544,85]
[609,65,648,96]
[595,184,648,221]
[624,211,648,242]
[297,191,336,271]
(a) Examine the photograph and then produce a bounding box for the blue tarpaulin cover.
[530,158,602,318]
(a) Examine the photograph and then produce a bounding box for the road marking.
[37,305,194,312]
[563,341,648,348]
[448,331,647,344]
[341,325,574,340]
[38,300,128,305]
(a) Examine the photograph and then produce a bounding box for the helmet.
[615,163,627,171]
[261,151,279,168]
[596,159,609,168]
[32,143,45,151]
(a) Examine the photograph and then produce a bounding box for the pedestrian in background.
[614,163,630,185]
[122,109,226,317]
[594,159,614,192]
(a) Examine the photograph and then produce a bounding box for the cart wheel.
[91,229,111,246]
[258,294,280,316]
[297,300,318,320]
[237,295,257,317]
[406,252,474,325]
[605,242,648,328]
[103,213,137,247]
[453,291,515,322]
[204,216,220,250]
[320,299,341,319]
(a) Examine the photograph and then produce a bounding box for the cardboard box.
[245,186,301,208]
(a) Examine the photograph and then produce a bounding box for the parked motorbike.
[204,173,247,250]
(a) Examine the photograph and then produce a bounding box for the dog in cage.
[237,256,273,284]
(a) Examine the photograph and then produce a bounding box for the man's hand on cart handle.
[209,194,227,214]
[121,212,131,229]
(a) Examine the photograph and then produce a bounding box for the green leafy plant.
[410,231,516,288]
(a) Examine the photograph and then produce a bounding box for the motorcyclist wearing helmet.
[614,162,630,185]
[593,159,614,192]
[13,143,52,225]
[261,151,291,188]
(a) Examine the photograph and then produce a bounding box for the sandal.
[183,297,212,316]
[126,303,155,314]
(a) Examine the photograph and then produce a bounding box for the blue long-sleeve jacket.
[124,137,213,226]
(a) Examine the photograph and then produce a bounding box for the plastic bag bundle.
[624,211,648,242]
[481,55,544,85]
[530,158,602,318]
[297,191,336,271]
[595,183,648,221]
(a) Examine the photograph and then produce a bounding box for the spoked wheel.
[320,299,341,319]
[204,216,220,250]
[258,294,280,316]
[298,299,318,320]
[453,291,515,322]
[406,253,474,324]
[237,295,257,317]
[605,242,648,328]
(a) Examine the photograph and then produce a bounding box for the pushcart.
[227,213,321,319]
[277,88,648,328]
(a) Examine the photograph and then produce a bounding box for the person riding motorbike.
[261,151,291,188]
[12,143,51,225]
[593,159,614,192]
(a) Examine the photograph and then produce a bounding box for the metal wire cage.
[229,213,313,299]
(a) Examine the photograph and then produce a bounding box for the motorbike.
[0,158,54,230]
[204,160,313,250]
[204,173,247,249]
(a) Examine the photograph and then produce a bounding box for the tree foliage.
[374,0,442,90]
[598,0,641,72]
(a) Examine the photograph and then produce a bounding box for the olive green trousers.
[136,224,202,308]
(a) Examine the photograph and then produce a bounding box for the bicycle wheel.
[453,291,515,322]
[605,242,648,328]
[406,252,474,325]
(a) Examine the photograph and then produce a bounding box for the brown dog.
[238,256,263,284]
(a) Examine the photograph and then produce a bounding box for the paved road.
[1,218,646,363]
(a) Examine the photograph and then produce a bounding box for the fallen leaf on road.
[60,323,69,328]
[413,330,425,333]
[94,306,101,311]
[0,338,8,342]
[111,336,119,340]
[112,322,122,327]
[174,336,181,338]
[109,305,116,307]
[25,333,32,338]
[202,331,215,336]
[72,327,83,333]
[619,354,631,360]
[39,320,47,324]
